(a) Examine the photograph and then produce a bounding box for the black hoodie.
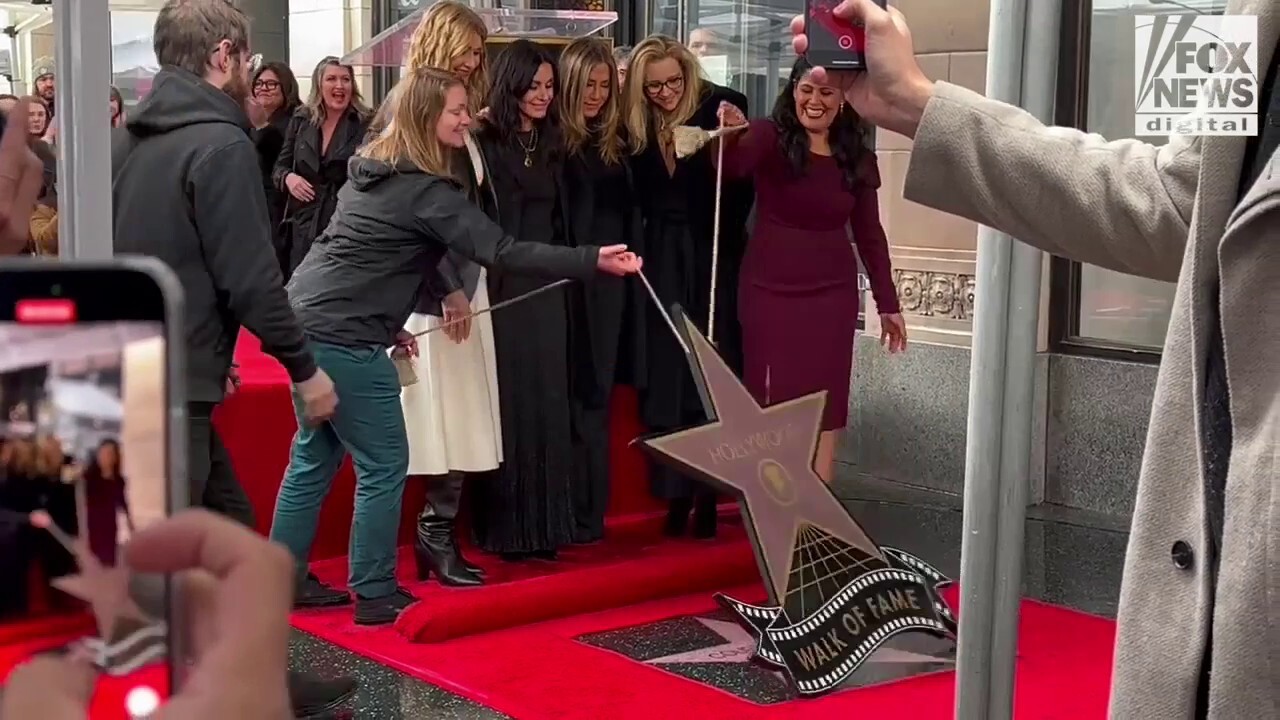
[112,67,316,403]
[287,155,600,348]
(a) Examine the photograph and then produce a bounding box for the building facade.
[10,0,1207,525]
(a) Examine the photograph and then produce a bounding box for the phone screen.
[0,264,174,718]
[805,0,883,69]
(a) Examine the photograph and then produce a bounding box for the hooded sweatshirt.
[288,155,600,348]
[112,67,316,403]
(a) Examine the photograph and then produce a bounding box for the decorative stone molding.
[894,269,976,321]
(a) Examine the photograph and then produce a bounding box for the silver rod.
[954,0,1030,714]
[986,0,1059,714]
[412,278,572,338]
[637,269,691,355]
[54,0,115,260]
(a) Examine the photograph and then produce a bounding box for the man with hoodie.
[111,1,353,716]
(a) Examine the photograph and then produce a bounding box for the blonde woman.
[271,56,372,278]
[558,37,647,543]
[397,0,496,587]
[625,35,753,540]
[270,66,640,625]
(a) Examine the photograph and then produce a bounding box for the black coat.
[563,144,649,404]
[271,107,368,276]
[251,108,295,271]
[632,84,753,432]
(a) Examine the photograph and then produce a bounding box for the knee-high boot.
[414,474,483,586]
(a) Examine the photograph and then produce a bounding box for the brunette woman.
[468,40,577,560]
[558,37,647,544]
[396,0,495,587]
[250,61,301,277]
[270,67,639,625]
[625,35,753,539]
[81,439,131,566]
[718,59,906,483]
[272,57,371,279]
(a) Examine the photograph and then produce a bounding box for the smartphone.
[804,0,886,70]
[0,258,185,719]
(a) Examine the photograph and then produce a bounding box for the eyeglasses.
[253,79,280,91]
[642,75,684,95]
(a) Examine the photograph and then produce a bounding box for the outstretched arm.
[415,182,598,281]
[905,82,1197,282]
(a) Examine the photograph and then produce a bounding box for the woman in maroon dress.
[82,439,130,566]
[719,58,907,482]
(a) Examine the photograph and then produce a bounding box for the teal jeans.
[269,341,408,598]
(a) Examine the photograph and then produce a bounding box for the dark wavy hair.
[770,57,870,191]
[253,60,302,122]
[484,39,560,158]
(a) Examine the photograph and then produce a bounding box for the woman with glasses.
[271,57,371,279]
[624,35,753,540]
[250,61,301,278]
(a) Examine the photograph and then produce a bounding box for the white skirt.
[400,271,503,474]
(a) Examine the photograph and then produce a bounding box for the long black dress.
[632,86,754,503]
[469,127,577,556]
[563,141,647,543]
[271,107,368,279]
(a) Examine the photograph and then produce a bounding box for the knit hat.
[32,57,55,80]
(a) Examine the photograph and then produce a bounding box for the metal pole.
[953,0,1028,715]
[54,0,114,260]
[986,0,1059,715]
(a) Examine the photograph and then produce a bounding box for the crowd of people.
[102,0,909,631]
[0,0,1270,718]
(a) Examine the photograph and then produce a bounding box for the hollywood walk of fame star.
[640,310,887,604]
[32,506,150,643]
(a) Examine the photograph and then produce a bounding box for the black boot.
[664,497,693,537]
[692,491,718,539]
[415,474,483,586]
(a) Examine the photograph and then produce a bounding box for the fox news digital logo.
[1134,15,1259,137]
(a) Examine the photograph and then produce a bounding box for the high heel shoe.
[414,475,482,587]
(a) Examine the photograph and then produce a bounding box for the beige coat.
[903,2,1278,717]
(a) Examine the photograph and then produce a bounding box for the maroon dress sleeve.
[850,153,901,315]
[721,118,777,179]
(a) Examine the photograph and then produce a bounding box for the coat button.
[1170,540,1195,570]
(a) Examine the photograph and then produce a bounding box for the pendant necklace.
[517,127,539,168]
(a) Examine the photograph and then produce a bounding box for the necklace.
[517,127,539,168]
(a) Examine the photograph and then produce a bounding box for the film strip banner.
[81,621,168,676]
[718,548,956,696]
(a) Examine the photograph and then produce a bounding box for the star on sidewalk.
[641,310,886,602]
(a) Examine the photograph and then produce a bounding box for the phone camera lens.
[50,283,62,296]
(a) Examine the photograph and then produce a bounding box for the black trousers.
[188,402,255,528]
[571,400,611,543]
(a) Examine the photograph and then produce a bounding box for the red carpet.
[294,580,1115,719]
[221,331,664,560]
[300,513,759,642]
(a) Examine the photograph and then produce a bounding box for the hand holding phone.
[804,0,882,70]
[792,0,935,139]
[1,511,294,719]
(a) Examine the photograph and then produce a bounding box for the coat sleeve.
[271,115,301,191]
[415,182,599,280]
[904,82,1198,282]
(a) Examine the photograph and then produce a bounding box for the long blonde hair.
[624,35,705,154]
[359,68,462,178]
[558,37,623,165]
[304,56,372,125]
[405,0,489,114]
